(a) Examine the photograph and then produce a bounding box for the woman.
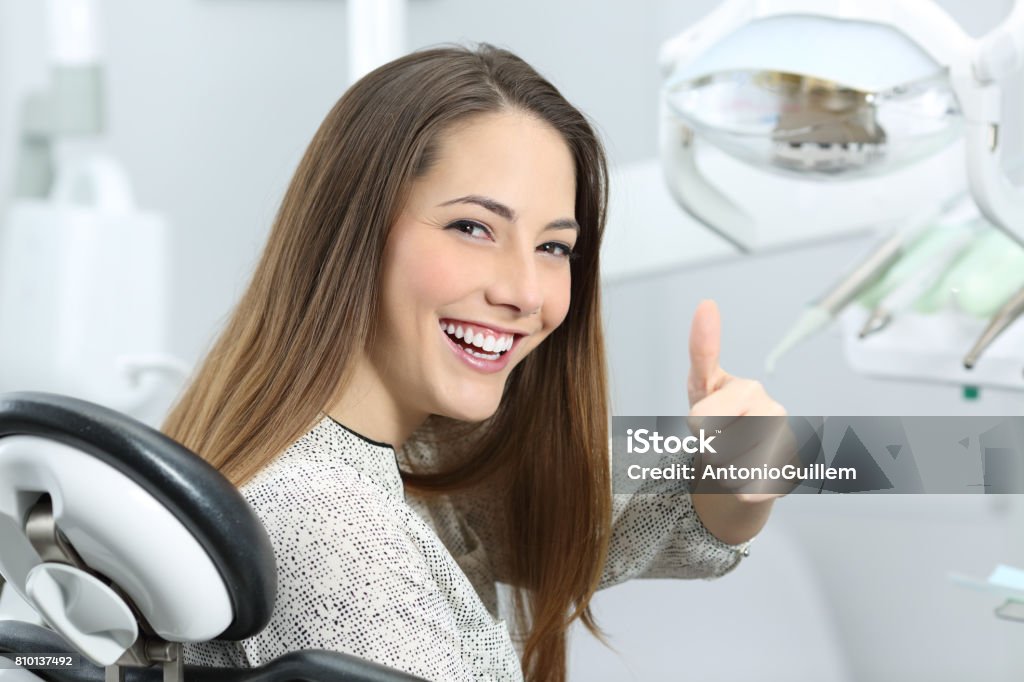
[168,43,785,682]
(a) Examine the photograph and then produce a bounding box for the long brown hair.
[161,43,612,682]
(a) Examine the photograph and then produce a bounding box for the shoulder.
[239,424,407,546]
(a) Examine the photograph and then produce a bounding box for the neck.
[324,350,426,450]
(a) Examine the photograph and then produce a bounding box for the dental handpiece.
[858,226,979,338]
[820,194,970,315]
[817,230,907,316]
[764,232,907,373]
[963,286,1024,369]
[765,194,969,373]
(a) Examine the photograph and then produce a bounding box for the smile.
[438,319,523,373]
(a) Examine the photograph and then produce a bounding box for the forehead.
[413,111,577,210]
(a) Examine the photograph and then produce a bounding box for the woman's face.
[373,110,578,423]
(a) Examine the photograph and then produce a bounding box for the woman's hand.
[687,299,797,505]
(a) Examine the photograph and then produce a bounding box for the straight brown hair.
[161,43,612,682]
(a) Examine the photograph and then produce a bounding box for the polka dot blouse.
[183,415,752,680]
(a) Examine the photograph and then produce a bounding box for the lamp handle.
[963,117,1024,249]
[657,95,756,252]
[958,0,1024,249]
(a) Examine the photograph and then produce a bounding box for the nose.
[485,245,544,316]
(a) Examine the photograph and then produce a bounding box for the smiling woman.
[160,43,758,682]
[335,111,579,429]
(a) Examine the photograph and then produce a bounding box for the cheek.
[542,268,573,329]
[384,231,481,314]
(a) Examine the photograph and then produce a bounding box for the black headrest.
[0,391,276,640]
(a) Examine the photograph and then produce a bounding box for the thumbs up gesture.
[687,300,795,505]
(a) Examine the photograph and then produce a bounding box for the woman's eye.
[446,219,492,240]
[539,242,579,260]
[446,220,578,261]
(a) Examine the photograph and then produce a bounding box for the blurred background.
[1,0,1022,679]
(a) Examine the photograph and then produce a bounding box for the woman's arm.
[397,431,762,596]
[691,493,775,546]
[684,301,791,543]
[433,455,755,593]
[598,455,753,591]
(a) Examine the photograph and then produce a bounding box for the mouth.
[438,318,524,365]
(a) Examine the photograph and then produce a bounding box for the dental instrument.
[765,196,960,373]
[858,222,980,338]
[838,221,1024,392]
[963,286,1024,369]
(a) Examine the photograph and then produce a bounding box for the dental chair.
[0,391,426,682]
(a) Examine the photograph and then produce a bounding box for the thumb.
[688,299,724,407]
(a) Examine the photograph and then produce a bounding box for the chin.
[436,393,501,423]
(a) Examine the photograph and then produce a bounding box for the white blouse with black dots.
[183,415,753,681]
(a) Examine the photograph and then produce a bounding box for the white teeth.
[465,348,500,360]
[440,320,515,356]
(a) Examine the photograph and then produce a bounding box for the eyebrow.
[438,194,580,233]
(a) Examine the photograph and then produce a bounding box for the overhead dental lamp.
[659,0,1024,251]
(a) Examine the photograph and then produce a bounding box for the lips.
[438,319,520,353]
[439,321,520,374]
